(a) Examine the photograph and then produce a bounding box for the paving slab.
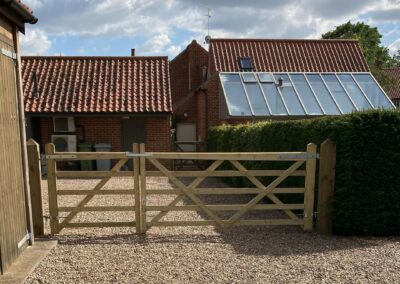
[0,239,57,284]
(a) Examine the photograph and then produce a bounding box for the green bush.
[208,110,400,235]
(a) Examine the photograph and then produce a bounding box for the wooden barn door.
[0,36,29,273]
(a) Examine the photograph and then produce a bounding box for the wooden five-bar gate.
[44,143,318,234]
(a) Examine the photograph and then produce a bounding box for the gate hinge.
[1,48,17,60]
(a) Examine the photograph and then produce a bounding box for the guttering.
[25,112,173,118]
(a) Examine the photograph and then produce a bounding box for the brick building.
[170,38,395,144]
[22,56,172,156]
[382,68,400,108]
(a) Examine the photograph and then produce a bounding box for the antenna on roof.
[204,7,211,44]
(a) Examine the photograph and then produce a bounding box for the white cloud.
[21,0,400,56]
[20,28,52,55]
[388,39,400,55]
[166,45,182,57]
[141,34,171,54]
[22,0,44,9]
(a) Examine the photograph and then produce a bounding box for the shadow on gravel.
[48,177,399,258]
[52,231,398,257]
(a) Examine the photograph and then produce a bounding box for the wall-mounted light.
[183,112,188,118]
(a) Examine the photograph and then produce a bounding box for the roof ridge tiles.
[21,56,169,60]
[210,38,359,43]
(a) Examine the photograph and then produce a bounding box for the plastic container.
[94,143,112,171]
[78,143,93,171]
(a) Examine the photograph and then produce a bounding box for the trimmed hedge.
[208,110,400,235]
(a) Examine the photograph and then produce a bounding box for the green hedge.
[208,110,400,235]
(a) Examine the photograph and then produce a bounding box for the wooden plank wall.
[0,18,29,273]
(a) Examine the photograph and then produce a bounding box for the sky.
[20,0,400,59]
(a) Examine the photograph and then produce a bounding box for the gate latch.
[125,152,153,157]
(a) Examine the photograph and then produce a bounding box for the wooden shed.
[0,0,37,274]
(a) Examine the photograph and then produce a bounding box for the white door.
[176,123,196,151]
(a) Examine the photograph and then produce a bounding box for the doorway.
[176,123,196,151]
[122,120,145,169]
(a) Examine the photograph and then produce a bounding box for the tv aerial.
[204,7,212,44]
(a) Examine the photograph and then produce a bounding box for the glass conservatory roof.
[219,72,395,117]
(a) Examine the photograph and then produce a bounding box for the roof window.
[238,57,253,71]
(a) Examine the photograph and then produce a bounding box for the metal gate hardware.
[43,214,58,220]
[1,48,17,59]
[46,154,77,160]
[125,152,153,157]
[278,153,319,159]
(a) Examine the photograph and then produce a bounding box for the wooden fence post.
[303,143,317,232]
[45,143,59,234]
[27,139,44,237]
[139,143,147,234]
[133,143,141,234]
[317,139,336,235]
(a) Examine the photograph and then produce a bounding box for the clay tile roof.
[382,68,400,100]
[15,0,33,14]
[22,56,172,114]
[209,38,370,73]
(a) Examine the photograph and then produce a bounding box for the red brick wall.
[37,116,171,152]
[204,76,221,128]
[171,40,265,141]
[144,117,171,152]
[170,41,209,138]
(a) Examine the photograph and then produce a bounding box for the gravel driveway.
[26,177,400,284]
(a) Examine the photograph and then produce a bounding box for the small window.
[238,57,252,71]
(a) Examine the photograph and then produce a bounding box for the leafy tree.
[393,50,400,67]
[322,21,394,68]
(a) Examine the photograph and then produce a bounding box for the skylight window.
[238,57,253,71]
[258,73,275,83]
[241,73,257,82]
[219,72,395,117]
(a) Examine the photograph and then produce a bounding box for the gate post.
[45,143,59,234]
[303,143,317,232]
[27,139,44,237]
[139,143,147,233]
[317,139,336,235]
[133,143,141,234]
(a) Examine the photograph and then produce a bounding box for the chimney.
[131,48,135,56]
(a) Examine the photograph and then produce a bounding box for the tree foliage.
[208,110,400,235]
[322,22,398,88]
[322,21,393,68]
[393,50,400,67]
